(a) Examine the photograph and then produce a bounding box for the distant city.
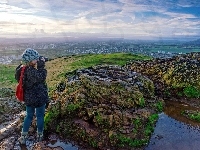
[0,38,200,64]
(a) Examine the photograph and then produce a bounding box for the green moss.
[183,86,200,98]
[132,118,142,129]
[155,101,163,112]
[111,134,148,148]
[182,110,200,122]
[88,137,98,148]
[138,97,145,107]
[65,102,82,113]
[44,103,61,130]
[144,114,158,136]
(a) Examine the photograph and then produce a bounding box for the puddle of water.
[19,135,79,150]
[47,140,78,150]
[164,100,200,127]
[145,100,200,150]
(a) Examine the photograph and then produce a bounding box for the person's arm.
[25,60,47,88]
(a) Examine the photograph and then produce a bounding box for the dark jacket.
[15,63,49,107]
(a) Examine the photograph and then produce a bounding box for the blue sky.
[1,0,200,40]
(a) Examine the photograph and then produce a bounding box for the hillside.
[0,53,151,97]
[1,52,200,149]
[1,53,154,149]
[45,53,151,92]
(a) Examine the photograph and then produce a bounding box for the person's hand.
[39,56,45,62]
[37,56,45,69]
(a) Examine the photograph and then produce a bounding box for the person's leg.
[22,106,35,132]
[36,104,45,141]
[19,106,35,144]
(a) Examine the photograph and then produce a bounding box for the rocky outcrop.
[65,65,155,98]
[50,65,163,149]
[125,52,200,98]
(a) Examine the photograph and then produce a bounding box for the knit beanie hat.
[22,48,40,63]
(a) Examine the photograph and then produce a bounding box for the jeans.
[22,104,45,133]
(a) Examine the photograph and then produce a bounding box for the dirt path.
[0,113,78,150]
[0,97,78,150]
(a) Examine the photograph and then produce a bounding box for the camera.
[39,56,49,62]
[44,57,49,62]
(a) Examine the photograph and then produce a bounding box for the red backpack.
[16,66,26,102]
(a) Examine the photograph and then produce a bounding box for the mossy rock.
[126,53,200,98]
[46,65,161,149]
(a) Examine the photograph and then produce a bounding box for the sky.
[1,0,200,41]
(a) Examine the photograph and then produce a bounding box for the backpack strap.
[19,66,26,85]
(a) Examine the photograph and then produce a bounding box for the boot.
[37,132,43,142]
[19,132,28,144]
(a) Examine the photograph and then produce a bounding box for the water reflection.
[164,100,200,127]
[47,140,78,150]
[19,134,78,150]
[145,100,200,150]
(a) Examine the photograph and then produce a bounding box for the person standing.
[15,48,49,144]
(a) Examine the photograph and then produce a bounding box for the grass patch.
[72,53,151,67]
[0,64,17,89]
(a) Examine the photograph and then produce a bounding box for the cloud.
[177,0,200,7]
[0,0,200,39]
